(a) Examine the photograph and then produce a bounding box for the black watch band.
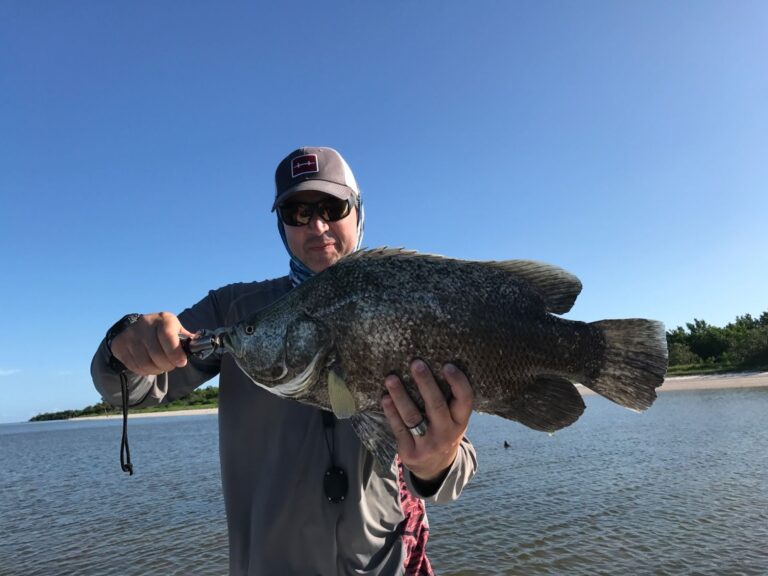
[105,313,142,373]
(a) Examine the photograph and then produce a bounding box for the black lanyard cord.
[321,410,348,503]
[321,409,336,465]
[120,371,134,476]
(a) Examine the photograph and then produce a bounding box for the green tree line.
[30,386,220,421]
[667,311,768,374]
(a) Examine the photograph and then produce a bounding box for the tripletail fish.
[187,248,668,472]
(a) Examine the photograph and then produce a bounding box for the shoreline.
[75,408,219,420]
[74,372,768,420]
[578,371,768,395]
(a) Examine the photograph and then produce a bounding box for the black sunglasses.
[278,197,354,227]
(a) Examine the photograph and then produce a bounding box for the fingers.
[411,360,450,425]
[383,360,474,428]
[155,313,188,369]
[384,371,426,429]
[409,360,474,430]
[381,379,415,452]
[381,362,474,483]
[110,312,188,375]
[178,325,196,338]
[441,363,474,427]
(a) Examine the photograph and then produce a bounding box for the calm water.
[1,388,767,576]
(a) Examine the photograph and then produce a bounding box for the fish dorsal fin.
[487,259,582,314]
[341,248,582,314]
[339,246,420,262]
[328,366,356,419]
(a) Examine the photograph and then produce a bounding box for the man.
[91,147,477,575]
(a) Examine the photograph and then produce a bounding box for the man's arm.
[91,293,226,409]
[381,360,478,503]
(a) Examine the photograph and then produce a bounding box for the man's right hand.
[109,312,193,376]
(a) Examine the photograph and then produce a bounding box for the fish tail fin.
[584,319,668,411]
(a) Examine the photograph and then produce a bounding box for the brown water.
[1,388,767,575]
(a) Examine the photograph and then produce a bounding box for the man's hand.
[109,312,193,376]
[381,360,474,483]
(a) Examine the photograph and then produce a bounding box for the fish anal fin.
[350,411,397,475]
[494,376,585,433]
[328,366,356,419]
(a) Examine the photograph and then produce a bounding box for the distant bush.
[30,387,220,422]
[668,342,701,366]
[666,312,768,372]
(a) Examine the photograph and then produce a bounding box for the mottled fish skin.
[216,248,668,471]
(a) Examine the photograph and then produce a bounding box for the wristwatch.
[105,313,142,373]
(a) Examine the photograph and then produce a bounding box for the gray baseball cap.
[272,147,360,210]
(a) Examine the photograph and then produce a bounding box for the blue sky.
[1,1,766,423]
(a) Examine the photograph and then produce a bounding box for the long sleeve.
[403,436,477,503]
[90,286,238,408]
[90,338,219,408]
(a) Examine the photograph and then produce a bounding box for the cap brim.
[271,180,356,211]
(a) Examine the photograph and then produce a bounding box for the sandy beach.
[76,408,219,420]
[75,372,768,420]
[578,371,768,396]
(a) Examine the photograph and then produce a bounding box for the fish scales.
[212,248,668,472]
[302,253,600,411]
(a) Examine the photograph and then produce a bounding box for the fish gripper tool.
[180,330,223,359]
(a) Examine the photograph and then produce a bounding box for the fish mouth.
[213,328,242,358]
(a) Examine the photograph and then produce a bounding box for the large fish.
[191,248,668,472]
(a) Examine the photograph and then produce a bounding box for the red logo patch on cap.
[291,154,319,178]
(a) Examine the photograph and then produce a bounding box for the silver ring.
[408,418,428,438]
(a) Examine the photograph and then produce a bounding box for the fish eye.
[245,325,255,335]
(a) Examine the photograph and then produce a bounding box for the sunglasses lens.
[294,204,314,225]
[279,197,352,226]
[278,204,299,226]
[319,198,351,222]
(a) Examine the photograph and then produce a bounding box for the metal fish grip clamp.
[179,329,226,359]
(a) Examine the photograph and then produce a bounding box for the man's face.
[282,190,359,273]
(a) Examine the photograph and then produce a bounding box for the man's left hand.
[381,360,474,483]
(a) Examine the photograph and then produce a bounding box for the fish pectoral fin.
[350,411,397,475]
[328,366,356,419]
[496,376,585,433]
